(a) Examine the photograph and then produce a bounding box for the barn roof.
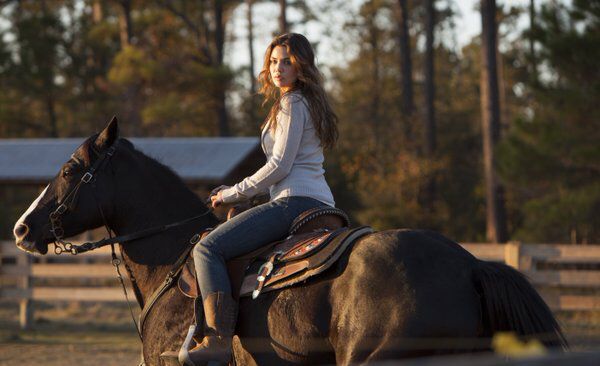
[0,137,260,184]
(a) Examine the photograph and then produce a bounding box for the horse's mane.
[80,135,205,207]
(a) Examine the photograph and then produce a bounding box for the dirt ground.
[0,337,140,366]
[0,301,140,366]
[1,301,599,365]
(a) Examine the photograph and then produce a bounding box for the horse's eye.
[62,168,72,178]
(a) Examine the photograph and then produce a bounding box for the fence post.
[504,241,521,270]
[17,253,32,330]
[516,241,533,272]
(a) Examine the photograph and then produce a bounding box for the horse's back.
[329,229,482,364]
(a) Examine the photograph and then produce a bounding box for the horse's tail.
[473,260,568,350]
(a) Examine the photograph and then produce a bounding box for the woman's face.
[270,45,298,92]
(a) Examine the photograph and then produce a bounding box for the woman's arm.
[219,94,306,203]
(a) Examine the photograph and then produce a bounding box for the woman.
[185,33,339,364]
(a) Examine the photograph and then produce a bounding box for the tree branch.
[155,0,212,64]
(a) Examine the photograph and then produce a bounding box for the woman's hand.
[210,190,224,209]
[208,185,230,209]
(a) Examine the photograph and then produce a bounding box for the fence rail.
[1,240,600,329]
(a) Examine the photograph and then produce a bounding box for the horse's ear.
[95,116,119,150]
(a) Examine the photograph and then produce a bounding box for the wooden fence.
[0,241,132,329]
[1,240,600,329]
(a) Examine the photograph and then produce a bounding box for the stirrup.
[178,324,197,366]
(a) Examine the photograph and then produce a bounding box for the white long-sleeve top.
[219,91,335,207]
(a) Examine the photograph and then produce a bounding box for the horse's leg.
[143,288,196,365]
[329,230,482,365]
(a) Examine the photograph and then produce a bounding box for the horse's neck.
[118,231,197,303]
[108,169,217,303]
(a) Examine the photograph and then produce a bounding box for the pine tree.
[498,0,600,243]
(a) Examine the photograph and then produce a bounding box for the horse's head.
[13,117,121,254]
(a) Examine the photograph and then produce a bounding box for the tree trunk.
[365,2,383,174]
[529,0,538,84]
[45,93,58,137]
[422,0,436,213]
[247,0,256,124]
[424,0,436,156]
[91,0,106,90]
[213,0,225,66]
[92,0,103,23]
[213,0,229,136]
[396,0,413,117]
[116,0,141,135]
[480,0,508,243]
[39,3,58,137]
[368,7,380,137]
[118,0,133,46]
[279,0,288,34]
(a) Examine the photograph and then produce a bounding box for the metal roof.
[0,137,260,184]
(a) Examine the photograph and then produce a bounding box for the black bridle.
[46,140,213,350]
[48,142,211,255]
[49,144,117,254]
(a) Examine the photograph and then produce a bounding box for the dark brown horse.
[13,118,566,365]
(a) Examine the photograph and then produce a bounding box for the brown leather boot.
[180,292,237,365]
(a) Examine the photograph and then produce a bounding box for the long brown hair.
[258,33,338,149]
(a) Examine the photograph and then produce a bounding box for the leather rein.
[47,141,212,344]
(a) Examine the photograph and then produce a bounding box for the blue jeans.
[193,196,326,301]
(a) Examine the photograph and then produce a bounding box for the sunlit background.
[0,1,598,365]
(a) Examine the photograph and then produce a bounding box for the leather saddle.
[178,204,372,300]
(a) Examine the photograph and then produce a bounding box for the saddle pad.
[239,226,373,297]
